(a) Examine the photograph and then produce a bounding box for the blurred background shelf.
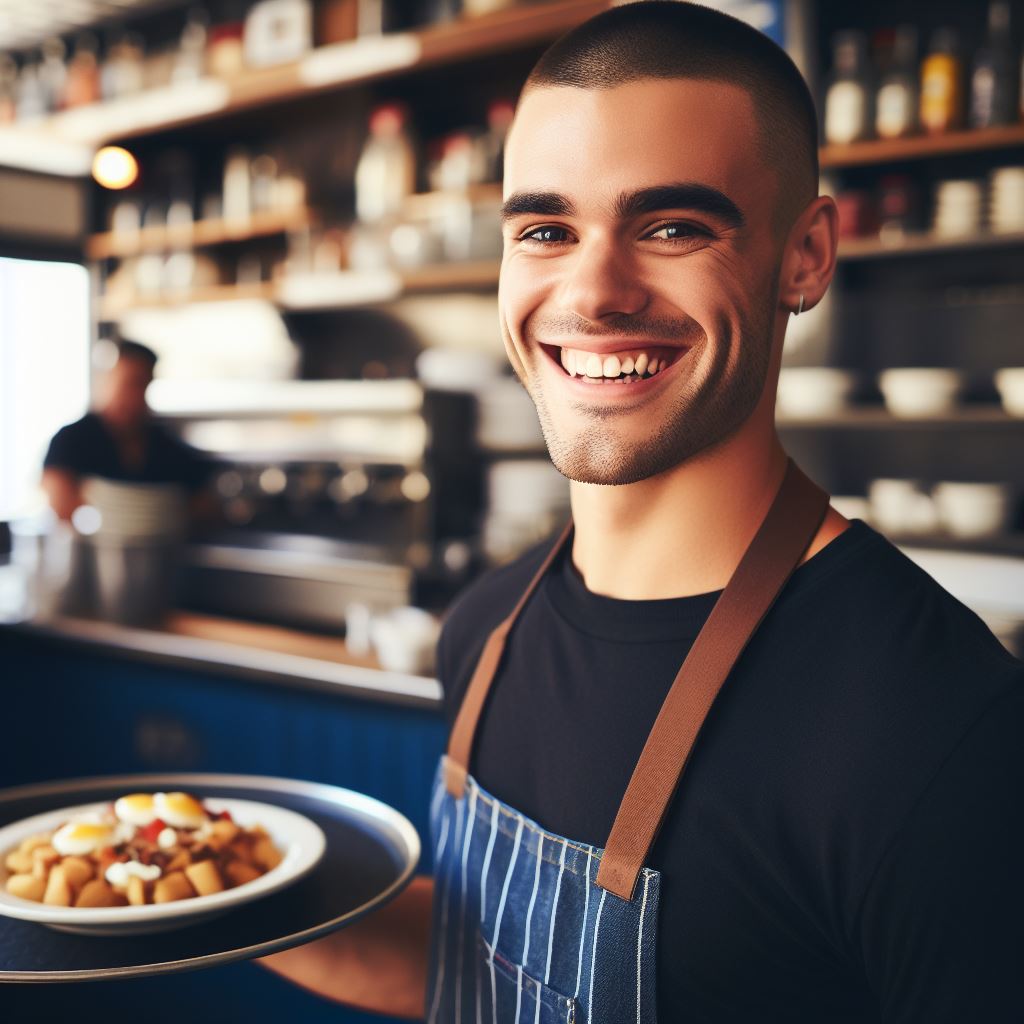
[820,122,1024,169]
[777,407,1024,428]
[86,207,314,259]
[836,228,1024,260]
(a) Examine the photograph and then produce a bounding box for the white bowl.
[878,368,961,418]
[776,367,856,418]
[0,797,325,935]
[994,368,1024,417]
[932,481,1013,539]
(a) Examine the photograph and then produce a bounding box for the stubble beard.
[516,301,775,487]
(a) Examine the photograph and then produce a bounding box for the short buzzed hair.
[522,0,818,235]
[117,339,158,370]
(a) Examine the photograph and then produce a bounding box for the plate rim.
[0,772,422,983]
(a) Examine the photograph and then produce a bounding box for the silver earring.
[796,294,804,316]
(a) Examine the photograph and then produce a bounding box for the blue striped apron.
[424,458,830,1023]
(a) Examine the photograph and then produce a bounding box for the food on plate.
[2,792,284,908]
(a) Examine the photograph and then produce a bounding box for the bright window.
[0,257,90,519]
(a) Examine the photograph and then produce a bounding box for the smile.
[538,343,691,386]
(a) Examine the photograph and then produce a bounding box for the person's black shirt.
[437,518,1024,1022]
[43,412,214,492]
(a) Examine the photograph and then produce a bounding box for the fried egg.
[52,821,118,856]
[153,791,207,830]
[113,793,157,827]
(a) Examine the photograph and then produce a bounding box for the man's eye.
[520,226,572,245]
[647,222,710,242]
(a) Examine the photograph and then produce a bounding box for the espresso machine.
[155,379,482,630]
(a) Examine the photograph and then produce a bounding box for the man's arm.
[257,873,433,1018]
[857,682,1024,1023]
[41,467,83,521]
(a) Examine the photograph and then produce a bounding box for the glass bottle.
[0,55,17,124]
[39,36,67,113]
[919,28,963,135]
[824,31,871,146]
[970,1,1016,129]
[354,103,417,224]
[875,26,918,139]
[64,33,102,108]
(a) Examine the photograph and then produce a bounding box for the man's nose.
[554,237,649,322]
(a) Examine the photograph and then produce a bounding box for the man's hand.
[257,874,433,1019]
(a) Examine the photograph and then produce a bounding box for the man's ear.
[779,195,838,315]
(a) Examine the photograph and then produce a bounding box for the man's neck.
[568,434,793,600]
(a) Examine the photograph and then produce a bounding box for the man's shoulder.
[803,520,1022,680]
[44,412,104,466]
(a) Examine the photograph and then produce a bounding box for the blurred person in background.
[41,339,217,522]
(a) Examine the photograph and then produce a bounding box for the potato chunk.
[6,873,46,902]
[4,849,33,874]
[165,849,192,873]
[251,837,282,871]
[43,865,72,906]
[225,861,262,888]
[75,878,125,908]
[127,875,147,906]
[153,871,194,903]
[61,856,94,892]
[184,859,224,897]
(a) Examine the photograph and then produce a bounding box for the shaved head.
[520,0,818,236]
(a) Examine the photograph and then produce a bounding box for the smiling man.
[261,4,1024,1020]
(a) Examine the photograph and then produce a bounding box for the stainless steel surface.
[182,536,414,630]
[0,772,421,982]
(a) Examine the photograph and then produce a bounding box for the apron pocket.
[478,933,578,1023]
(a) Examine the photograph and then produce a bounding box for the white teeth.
[556,346,680,380]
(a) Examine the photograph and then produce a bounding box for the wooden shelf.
[98,280,277,319]
[87,208,313,260]
[777,407,1022,429]
[33,1,610,145]
[820,123,1024,170]
[837,228,1024,261]
[97,260,502,317]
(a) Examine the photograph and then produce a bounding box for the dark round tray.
[0,772,420,982]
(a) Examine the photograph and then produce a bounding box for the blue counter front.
[0,624,448,1023]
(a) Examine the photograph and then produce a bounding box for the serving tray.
[0,772,420,982]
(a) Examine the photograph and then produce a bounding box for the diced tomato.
[140,818,167,843]
[218,810,232,822]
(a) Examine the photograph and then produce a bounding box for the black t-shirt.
[43,412,214,493]
[437,518,1024,1022]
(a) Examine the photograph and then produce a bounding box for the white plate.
[0,797,326,936]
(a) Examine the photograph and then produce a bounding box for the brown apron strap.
[445,518,574,796]
[595,459,829,899]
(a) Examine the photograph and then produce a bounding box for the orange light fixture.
[92,146,139,189]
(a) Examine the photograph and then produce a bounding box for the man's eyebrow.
[500,182,745,229]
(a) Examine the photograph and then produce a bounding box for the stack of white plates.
[989,167,1024,234]
[932,179,984,238]
[79,478,187,541]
